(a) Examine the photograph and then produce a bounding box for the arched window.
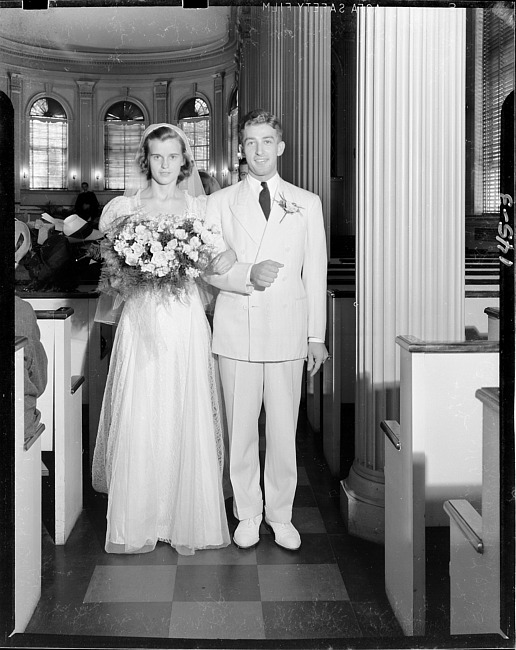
[104,101,145,190]
[178,98,210,172]
[29,97,68,189]
[228,89,239,185]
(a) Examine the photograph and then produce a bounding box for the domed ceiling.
[0,6,236,73]
[0,7,231,54]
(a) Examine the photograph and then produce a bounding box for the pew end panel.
[14,338,43,633]
[322,289,356,477]
[444,387,505,637]
[398,338,499,527]
[383,337,499,637]
[34,308,84,545]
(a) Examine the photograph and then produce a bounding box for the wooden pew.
[382,336,499,636]
[26,292,110,471]
[444,387,506,637]
[14,337,45,632]
[322,287,356,476]
[35,308,84,545]
[484,306,500,341]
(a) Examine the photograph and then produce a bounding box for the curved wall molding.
[0,39,238,77]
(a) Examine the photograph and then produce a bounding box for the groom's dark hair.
[239,109,283,141]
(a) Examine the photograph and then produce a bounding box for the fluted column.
[9,73,22,205]
[77,80,96,188]
[239,6,331,230]
[212,72,225,187]
[341,6,466,543]
[153,80,168,123]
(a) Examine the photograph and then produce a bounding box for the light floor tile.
[258,564,349,601]
[169,601,266,639]
[83,565,176,603]
[173,564,261,602]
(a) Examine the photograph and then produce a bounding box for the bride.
[92,123,233,555]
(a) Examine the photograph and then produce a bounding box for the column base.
[340,462,385,544]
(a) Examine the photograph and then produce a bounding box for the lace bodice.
[99,190,208,235]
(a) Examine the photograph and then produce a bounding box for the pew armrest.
[24,422,45,452]
[444,499,483,554]
[71,375,85,395]
[381,420,401,450]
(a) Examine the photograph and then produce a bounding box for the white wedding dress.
[92,191,230,555]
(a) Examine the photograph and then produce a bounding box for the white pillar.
[153,80,168,123]
[77,80,96,187]
[342,6,466,543]
[9,73,22,205]
[239,7,331,223]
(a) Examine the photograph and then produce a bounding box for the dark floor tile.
[256,533,335,565]
[293,484,318,507]
[169,601,265,639]
[173,564,261,602]
[290,506,326,533]
[262,600,362,639]
[58,510,106,558]
[29,600,173,637]
[40,559,96,605]
[177,543,257,566]
[312,492,348,533]
[95,541,179,566]
[296,465,310,486]
[329,533,387,601]
[352,600,404,637]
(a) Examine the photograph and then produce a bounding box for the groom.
[205,109,328,550]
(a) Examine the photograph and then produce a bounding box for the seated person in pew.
[15,220,48,443]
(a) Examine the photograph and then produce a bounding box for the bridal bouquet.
[98,211,221,300]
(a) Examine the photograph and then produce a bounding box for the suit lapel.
[229,179,266,245]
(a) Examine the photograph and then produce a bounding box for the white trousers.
[217,356,304,523]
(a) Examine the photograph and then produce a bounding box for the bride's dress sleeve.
[94,196,133,325]
[99,196,133,235]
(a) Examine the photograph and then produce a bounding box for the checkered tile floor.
[26,410,404,641]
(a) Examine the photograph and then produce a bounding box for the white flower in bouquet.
[125,252,139,266]
[150,251,168,268]
[150,241,163,253]
[132,242,145,257]
[190,236,201,249]
[141,262,156,274]
[200,228,217,245]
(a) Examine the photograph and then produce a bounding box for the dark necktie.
[259,181,271,219]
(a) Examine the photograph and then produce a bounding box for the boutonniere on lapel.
[276,194,304,223]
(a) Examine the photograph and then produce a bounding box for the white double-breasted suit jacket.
[204,176,327,362]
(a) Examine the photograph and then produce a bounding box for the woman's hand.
[209,249,237,275]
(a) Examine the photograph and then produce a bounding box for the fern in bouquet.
[98,211,221,300]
